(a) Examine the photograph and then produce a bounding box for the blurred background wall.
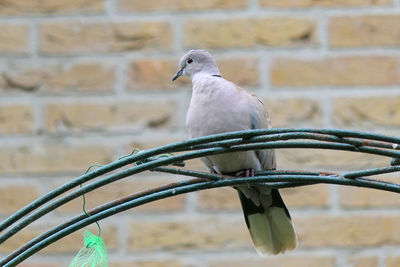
[0,1,400,267]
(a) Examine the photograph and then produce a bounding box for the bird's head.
[172,49,220,81]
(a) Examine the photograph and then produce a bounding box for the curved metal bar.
[1,139,400,245]
[1,128,400,266]
[1,129,398,233]
[0,147,224,244]
[343,165,400,178]
[4,172,400,267]
[0,126,256,233]
[2,165,400,266]
[0,176,206,266]
[191,132,398,154]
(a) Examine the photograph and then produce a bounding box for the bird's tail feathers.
[238,188,297,255]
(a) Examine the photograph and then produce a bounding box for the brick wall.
[0,1,399,267]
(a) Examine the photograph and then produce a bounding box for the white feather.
[247,206,297,255]
[269,207,298,251]
[247,214,276,255]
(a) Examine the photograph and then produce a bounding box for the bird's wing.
[244,90,277,170]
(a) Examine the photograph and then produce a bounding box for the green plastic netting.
[69,230,108,267]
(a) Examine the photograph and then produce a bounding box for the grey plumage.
[173,49,297,255]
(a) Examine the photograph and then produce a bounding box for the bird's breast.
[186,86,250,138]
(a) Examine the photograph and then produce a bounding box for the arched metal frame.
[1,128,400,266]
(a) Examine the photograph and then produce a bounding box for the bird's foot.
[235,169,255,177]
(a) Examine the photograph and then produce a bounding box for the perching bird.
[172,50,297,255]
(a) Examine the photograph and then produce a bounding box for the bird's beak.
[172,66,185,81]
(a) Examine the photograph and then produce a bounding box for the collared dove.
[173,50,297,255]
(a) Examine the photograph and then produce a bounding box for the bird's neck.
[191,69,221,81]
[191,72,225,96]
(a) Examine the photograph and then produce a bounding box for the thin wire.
[80,149,175,239]
[119,148,141,161]
[82,164,103,238]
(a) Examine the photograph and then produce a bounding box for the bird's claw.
[235,169,255,177]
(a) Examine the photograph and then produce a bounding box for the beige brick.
[0,184,40,213]
[45,101,177,133]
[0,0,103,15]
[1,66,44,92]
[198,187,240,211]
[40,22,172,54]
[118,0,247,12]
[330,15,400,48]
[58,178,185,213]
[0,224,117,253]
[128,217,250,251]
[333,97,400,128]
[339,176,400,208]
[348,256,378,267]
[260,0,391,8]
[277,149,387,171]
[270,56,399,87]
[0,105,34,134]
[387,255,400,267]
[129,59,189,91]
[0,143,113,174]
[185,17,316,49]
[2,62,115,93]
[182,158,206,171]
[264,98,322,127]
[110,260,183,267]
[125,136,183,152]
[185,19,252,49]
[0,24,29,54]
[128,57,258,90]
[124,136,205,168]
[44,63,115,93]
[295,215,400,247]
[255,18,317,46]
[281,184,330,207]
[218,58,260,87]
[209,256,335,267]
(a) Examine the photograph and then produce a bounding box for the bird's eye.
[187,58,193,64]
